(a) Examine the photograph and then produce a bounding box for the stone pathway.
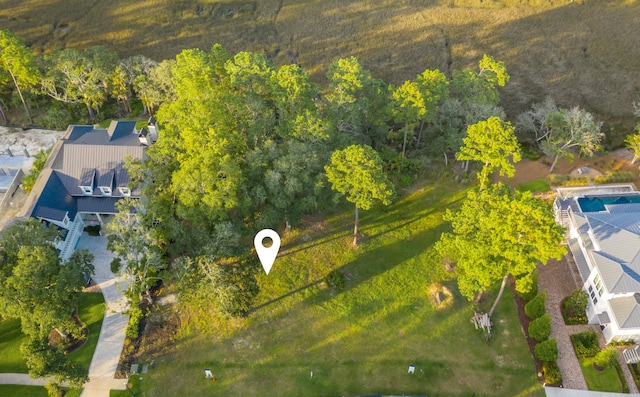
[539,256,589,389]
[540,255,639,393]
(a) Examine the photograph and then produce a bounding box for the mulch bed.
[509,276,545,382]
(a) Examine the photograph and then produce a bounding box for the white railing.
[59,219,84,259]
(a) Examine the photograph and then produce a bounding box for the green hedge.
[543,361,562,385]
[528,314,551,342]
[535,338,558,362]
[594,171,635,184]
[571,331,600,358]
[562,289,588,325]
[525,290,546,320]
[547,174,590,187]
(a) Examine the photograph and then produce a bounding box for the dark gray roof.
[610,294,640,329]
[33,170,77,221]
[107,120,136,141]
[77,197,122,214]
[65,125,94,141]
[97,169,114,188]
[29,121,147,222]
[52,122,144,196]
[34,206,68,222]
[80,168,96,187]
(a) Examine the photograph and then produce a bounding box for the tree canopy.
[435,184,565,313]
[325,144,396,245]
[456,116,521,189]
[0,29,40,123]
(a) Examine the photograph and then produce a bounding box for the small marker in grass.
[254,229,281,275]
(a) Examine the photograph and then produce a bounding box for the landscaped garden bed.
[571,331,628,392]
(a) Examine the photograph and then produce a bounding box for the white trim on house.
[555,188,640,344]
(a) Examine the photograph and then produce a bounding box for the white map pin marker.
[254,229,281,275]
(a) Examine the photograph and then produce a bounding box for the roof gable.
[33,170,77,221]
[610,294,640,329]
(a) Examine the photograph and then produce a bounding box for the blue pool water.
[578,195,640,212]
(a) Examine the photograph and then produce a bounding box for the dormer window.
[81,186,92,195]
[100,187,112,196]
[118,187,131,197]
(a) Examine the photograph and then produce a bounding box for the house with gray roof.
[555,187,640,345]
[22,120,154,259]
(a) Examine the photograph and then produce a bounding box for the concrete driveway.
[76,233,129,396]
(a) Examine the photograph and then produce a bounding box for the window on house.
[81,186,92,195]
[594,275,604,296]
[589,286,598,304]
[118,187,131,197]
[100,187,112,196]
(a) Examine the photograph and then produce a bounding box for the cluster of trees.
[0,219,94,388]
[0,29,173,127]
[435,115,566,317]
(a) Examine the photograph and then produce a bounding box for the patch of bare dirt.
[496,151,640,188]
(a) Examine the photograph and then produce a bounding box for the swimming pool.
[578,195,640,212]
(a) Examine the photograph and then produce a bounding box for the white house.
[555,186,640,346]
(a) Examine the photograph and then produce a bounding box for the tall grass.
[1,0,639,133]
[139,181,543,396]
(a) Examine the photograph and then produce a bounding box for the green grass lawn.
[139,181,543,397]
[517,178,551,193]
[67,292,107,371]
[0,317,30,373]
[579,357,627,393]
[0,292,105,374]
[0,385,81,397]
[110,376,142,397]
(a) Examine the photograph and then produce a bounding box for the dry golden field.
[1,0,639,137]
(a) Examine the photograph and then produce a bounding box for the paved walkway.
[77,233,129,397]
[541,255,639,394]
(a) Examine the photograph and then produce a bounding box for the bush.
[548,174,570,186]
[594,171,635,184]
[325,269,347,290]
[517,269,538,302]
[594,345,619,369]
[563,177,590,186]
[528,314,551,342]
[547,174,590,187]
[84,225,101,236]
[126,306,144,339]
[21,149,50,194]
[562,289,588,325]
[535,338,558,362]
[571,331,600,358]
[542,361,562,385]
[525,290,546,319]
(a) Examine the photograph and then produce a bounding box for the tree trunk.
[353,204,359,246]
[401,126,408,166]
[549,154,560,173]
[443,151,448,166]
[85,102,95,122]
[488,274,509,317]
[9,71,33,124]
[0,105,7,124]
[53,327,69,339]
[416,120,425,148]
[632,155,638,165]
